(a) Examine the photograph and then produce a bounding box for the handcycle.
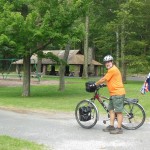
[75,81,146,130]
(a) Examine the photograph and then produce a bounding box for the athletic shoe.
[110,128,123,134]
[103,125,115,132]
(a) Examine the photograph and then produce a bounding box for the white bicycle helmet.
[103,55,113,62]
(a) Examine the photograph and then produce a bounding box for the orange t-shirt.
[103,65,126,96]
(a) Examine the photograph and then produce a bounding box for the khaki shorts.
[108,95,125,112]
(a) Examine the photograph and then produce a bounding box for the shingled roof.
[13,50,102,66]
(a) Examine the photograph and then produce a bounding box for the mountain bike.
[75,82,146,130]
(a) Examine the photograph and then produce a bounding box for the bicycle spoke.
[75,100,98,129]
[122,103,145,130]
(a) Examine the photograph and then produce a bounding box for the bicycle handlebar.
[85,81,106,92]
[97,84,107,89]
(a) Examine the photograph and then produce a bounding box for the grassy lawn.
[0,135,46,150]
[0,77,149,117]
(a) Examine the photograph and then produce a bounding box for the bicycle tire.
[122,102,146,130]
[75,100,98,129]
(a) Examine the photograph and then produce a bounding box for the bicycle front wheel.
[122,102,146,130]
[75,100,98,129]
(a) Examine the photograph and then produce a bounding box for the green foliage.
[0,0,89,58]
[0,0,149,76]
[125,40,147,55]
[89,0,150,74]
[126,55,150,74]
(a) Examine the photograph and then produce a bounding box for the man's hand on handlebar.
[98,84,107,88]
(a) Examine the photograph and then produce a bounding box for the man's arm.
[95,68,114,86]
[95,77,106,86]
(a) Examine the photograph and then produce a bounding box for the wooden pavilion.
[13,50,103,77]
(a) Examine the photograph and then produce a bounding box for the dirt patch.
[0,106,31,114]
[0,76,80,87]
[0,77,59,87]
[0,106,74,119]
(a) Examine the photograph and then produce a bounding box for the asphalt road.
[0,109,150,150]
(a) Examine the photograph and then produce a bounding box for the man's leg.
[110,110,115,126]
[110,95,124,134]
[116,112,123,128]
[110,112,123,134]
[103,109,116,132]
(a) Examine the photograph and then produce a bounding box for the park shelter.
[13,50,103,77]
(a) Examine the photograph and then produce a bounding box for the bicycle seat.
[124,98,138,103]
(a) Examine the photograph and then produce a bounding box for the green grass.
[0,136,46,150]
[0,78,149,117]
[0,82,92,112]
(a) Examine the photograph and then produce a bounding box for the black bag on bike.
[85,81,96,92]
[79,106,91,121]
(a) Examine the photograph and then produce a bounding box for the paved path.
[127,76,145,81]
[0,109,150,150]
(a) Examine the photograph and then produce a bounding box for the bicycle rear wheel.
[122,102,146,130]
[75,100,98,129]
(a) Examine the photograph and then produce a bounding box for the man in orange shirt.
[95,55,125,134]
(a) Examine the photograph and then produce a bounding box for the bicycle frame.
[88,88,112,124]
[92,88,110,113]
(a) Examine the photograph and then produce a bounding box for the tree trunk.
[58,42,70,91]
[22,55,30,96]
[121,22,126,83]
[83,15,89,78]
[37,56,42,73]
[116,26,120,67]
[88,47,94,76]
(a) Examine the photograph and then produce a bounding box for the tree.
[0,0,89,96]
[84,0,121,72]
[89,0,150,79]
[83,15,89,78]
[58,42,71,91]
[114,0,148,82]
